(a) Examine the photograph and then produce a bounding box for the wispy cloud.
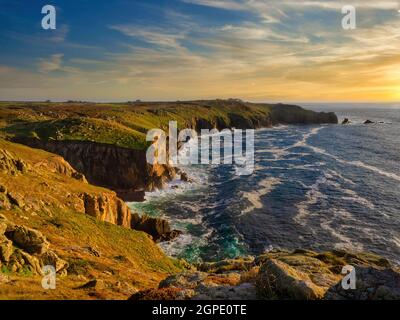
[2,1,400,102]
[109,25,186,49]
[38,54,64,73]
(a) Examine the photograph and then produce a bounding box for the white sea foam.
[295,174,328,225]
[320,209,365,252]
[292,127,323,148]
[241,177,281,214]
[307,145,400,183]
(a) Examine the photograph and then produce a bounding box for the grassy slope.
[0,139,182,299]
[0,100,273,150]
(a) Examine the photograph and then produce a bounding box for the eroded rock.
[131,213,182,242]
[5,225,49,254]
[0,215,67,276]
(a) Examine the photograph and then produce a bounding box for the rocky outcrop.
[130,249,400,300]
[13,138,176,202]
[0,214,68,275]
[131,213,182,242]
[325,266,400,300]
[0,149,30,175]
[130,271,258,300]
[81,192,132,228]
[364,120,375,124]
[342,118,351,125]
[255,249,396,300]
[270,104,338,125]
[0,141,180,243]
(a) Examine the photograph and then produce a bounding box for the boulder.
[40,250,69,275]
[325,266,400,300]
[197,256,254,273]
[134,271,258,300]
[79,279,105,290]
[342,118,351,125]
[257,258,326,300]
[180,172,189,182]
[131,213,182,242]
[364,120,375,124]
[7,249,42,275]
[5,225,49,255]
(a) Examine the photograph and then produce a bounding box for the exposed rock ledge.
[0,214,68,276]
[0,144,180,243]
[130,249,400,300]
[12,138,176,202]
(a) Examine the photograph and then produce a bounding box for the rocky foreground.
[130,249,400,300]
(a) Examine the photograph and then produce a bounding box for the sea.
[129,104,400,265]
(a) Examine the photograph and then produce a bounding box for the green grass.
[0,99,337,150]
[0,100,275,150]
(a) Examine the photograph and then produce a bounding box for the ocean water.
[129,104,400,265]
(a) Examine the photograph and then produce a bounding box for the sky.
[0,0,400,103]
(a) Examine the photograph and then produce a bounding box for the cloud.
[109,25,186,49]
[38,54,64,73]
[2,1,400,102]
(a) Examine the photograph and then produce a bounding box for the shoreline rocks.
[131,213,182,242]
[130,249,400,300]
[342,118,351,125]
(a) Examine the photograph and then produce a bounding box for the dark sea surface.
[129,104,400,265]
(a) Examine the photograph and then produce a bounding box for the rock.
[86,246,101,257]
[81,193,132,228]
[180,172,189,182]
[7,249,42,274]
[131,213,182,242]
[257,258,326,300]
[0,237,13,263]
[197,257,254,273]
[159,230,183,242]
[71,172,87,183]
[131,249,400,301]
[79,279,105,290]
[6,192,25,208]
[342,118,351,125]
[5,225,49,255]
[159,272,208,289]
[0,149,29,175]
[364,120,375,124]
[40,250,69,275]
[325,266,400,300]
[134,271,258,300]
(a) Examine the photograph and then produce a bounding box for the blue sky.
[1,0,400,102]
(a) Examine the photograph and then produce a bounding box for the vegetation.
[0,139,182,299]
[0,100,275,150]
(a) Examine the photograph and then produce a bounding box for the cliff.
[12,138,176,201]
[0,139,183,299]
[0,100,337,200]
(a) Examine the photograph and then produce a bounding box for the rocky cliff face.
[13,138,176,202]
[0,141,179,242]
[7,102,337,203]
[270,104,338,125]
